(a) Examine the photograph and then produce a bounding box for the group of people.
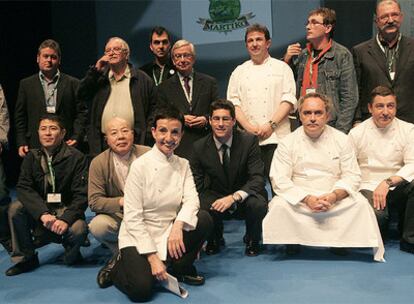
[0,0,414,302]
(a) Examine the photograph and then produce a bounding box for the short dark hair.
[152,105,184,129]
[298,92,333,114]
[370,86,396,104]
[38,39,61,58]
[308,7,336,38]
[210,99,236,119]
[150,26,170,43]
[245,23,270,42]
[39,113,66,130]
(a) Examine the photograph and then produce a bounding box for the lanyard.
[152,66,165,86]
[47,156,56,193]
[39,75,59,107]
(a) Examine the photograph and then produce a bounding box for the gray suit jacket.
[88,144,150,217]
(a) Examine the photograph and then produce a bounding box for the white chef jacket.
[349,117,414,191]
[227,56,297,146]
[263,126,384,261]
[118,145,199,261]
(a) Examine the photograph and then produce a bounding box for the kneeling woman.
[111,106,213,302]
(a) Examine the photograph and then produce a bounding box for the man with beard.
[139,26,176,86]
[352,0,414,124]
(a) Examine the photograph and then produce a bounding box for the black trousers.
[361,181,414,243]
[259,144,277,181]
[8,200,88,264]
[201,194,268,242]
[111,210,212,302]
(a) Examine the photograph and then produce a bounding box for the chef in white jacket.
[112,106,213,302]
[349,85,414,254]
[263,92,384,262]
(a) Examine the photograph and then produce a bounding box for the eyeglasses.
[305,20,325,27]
[377,12,402,23]
[104,47,125,55]
[211,116,233,123]
[173,53,193,60]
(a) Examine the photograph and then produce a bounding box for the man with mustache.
[88,117,150,288]
[139,26,176,86]
[352,0,414,124]
[349,86,414,254]
[284,7,358,134]
[262,93,384,261]
[78,37,155,157]
[156,39,218,160]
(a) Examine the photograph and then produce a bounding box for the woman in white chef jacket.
[111,106,213,302]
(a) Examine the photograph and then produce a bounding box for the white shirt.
[271,126,360,205]
[227,57,297,145]
[349,117,414,191]
[118,145,199,260]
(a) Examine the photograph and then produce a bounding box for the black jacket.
[78,65,156,157]
[16,143,88,226]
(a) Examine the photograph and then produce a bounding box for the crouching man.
[6,114,88,276]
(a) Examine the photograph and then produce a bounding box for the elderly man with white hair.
[263,92,384,261]
[88,116,150,288]
[156,39,219,160]
[78,36,155,157]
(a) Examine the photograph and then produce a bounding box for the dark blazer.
[352,36,414,123]
[190,130,267,206]
[14,73,87,149]
[157,71,219,159]
[78,65,155,157]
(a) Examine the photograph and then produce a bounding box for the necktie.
[183,76,191,97]
[221,144,230,176]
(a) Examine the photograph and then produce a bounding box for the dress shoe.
[245,240,260,257]
[176,274,205,286]
[5,253,39,276]
[205,239,221,255]
[82,237,91,247]
[97,255,117,288]
[400,240,414,254]
[329,247,349,256]
[63,247,83,265]
[286,244,301,256]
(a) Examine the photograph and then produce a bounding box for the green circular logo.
[209,0,241,23]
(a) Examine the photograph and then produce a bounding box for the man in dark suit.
[191,99,268,256]
[15,39,87,157]
[78,37,155,157]
[352,0,414,124]
[139,26,176,86]
[157,39,219,160]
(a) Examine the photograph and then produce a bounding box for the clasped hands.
[303,192,338,212]
[184,115,207,128]
[40,213,68,235]
[247,123,273,141]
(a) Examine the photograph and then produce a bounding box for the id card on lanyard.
[46,157,61,204]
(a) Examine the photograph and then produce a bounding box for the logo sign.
[197,0,255,33]
[181,0,272,45]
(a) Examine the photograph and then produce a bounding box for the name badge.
[46,106,56,113]
[305,88,316,94]
[390,72,395,80]
[47,193,61,204]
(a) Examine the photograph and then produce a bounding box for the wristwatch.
[268,120,277,131]
[384,177,394,187]
[232,192,242,203]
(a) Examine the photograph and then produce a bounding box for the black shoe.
[97,255,117,288]
[5,253,39,276]
[82,237,91,247]
[205,239,220,255]
[400,240,414,254]
[245,240,260,257]
[63,247,83,265]
[176,274,205,286]
[286,244,301,256]
[329,247,349,256]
